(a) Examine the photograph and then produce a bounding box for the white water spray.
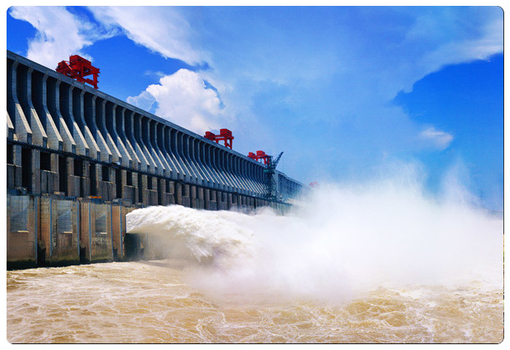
[126,169,503,304]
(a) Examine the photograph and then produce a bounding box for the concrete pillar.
[209,189,218,210]
[33,73,63,151]
[136,114,157,175]
[190,185,197,208]
[166,127,185,182]
[116,107,139,170]
[120,169,136,205]
[67,157,80,197]
[80,201,113,263]
[175,182,183,206]
[162,126,182,181]
[85,95,112,163]
[148,119,169,177]
[99,100,123,165]
[148,176,158,206]
[139,174,147,205]
[7,59,33,144]
[30,148,41,195]
[98,164,113,202]
[182,184,191,207]
[130,112,150,173]
[111,203,125,260]
[203,143,222,189]
[61,85,89,157]
[134,173,143,205]
[176,131,194,184]
[23,67,47,148]
[7,195,37,268]
[227,193,233,209]
[73,89,100,160]
[39,152,59,195]
[216,190,226,210]
[164,180,175,205]
[39,197,79,266]
[48,79,76,154]
[7,143,22,190]
[197,187,204,209]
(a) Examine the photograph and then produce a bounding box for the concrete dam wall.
[6,50,304,269]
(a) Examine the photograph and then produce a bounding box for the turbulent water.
[6,174,504,343]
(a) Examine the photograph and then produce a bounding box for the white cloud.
[88,6,206,65]
[8,6,115,68]
[418,126,454,151]
[399,7,503,93]
[129,69,230,134]
[126,91,156,113]
[8,6,206,70]
[419,16,503,76]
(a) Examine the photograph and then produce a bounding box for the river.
[6,180,504,343]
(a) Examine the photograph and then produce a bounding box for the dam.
[6,50,305,269]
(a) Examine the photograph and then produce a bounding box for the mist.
[126,166,503,304]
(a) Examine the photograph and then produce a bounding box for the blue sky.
[6,6,504,210]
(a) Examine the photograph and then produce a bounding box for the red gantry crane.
[56,55,100,89]
[247,150,271,165]
[204,128,234,149]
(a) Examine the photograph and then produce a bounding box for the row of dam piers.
[7,190,286,270]
[6,50,300,269]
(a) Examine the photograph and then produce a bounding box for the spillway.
[6,50,304,268]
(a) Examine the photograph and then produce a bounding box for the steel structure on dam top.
[6,50,303,208]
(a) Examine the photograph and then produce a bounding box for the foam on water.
[7,260,503,343]
[126,168,503,304]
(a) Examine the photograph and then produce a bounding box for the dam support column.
[214,190,221,210]
[111,203,127,260]
[190,185,196,208]
[29,148,41,196]
[204,188,217,210]
[227,193,233,209]
[80,201,113,264]
[233,194,240,210]
[6,143,23,191]
[241,195,248,209]
[217,191,227,210]
[66,158,79,197]
[39,196,79,266]
[7,195,38,269]
[211,189,218,210]
[121,170,136,205]
[197,187,205,209]
[147,176,158,206]
[168,180,176,205]
[175,182,182,206]
[190,185,204,209]
[162,180,175,205]
[77,159,92,198]
[39,151,59,195]
[182,184,190,207]
[138,174,148,205]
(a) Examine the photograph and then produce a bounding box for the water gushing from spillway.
[126,169,503,305]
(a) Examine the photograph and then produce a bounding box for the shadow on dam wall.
[6,193,289,270]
